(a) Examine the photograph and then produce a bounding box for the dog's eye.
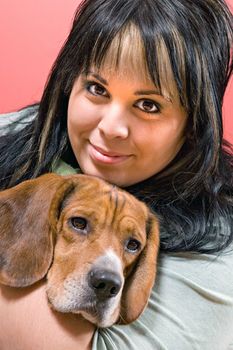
[70,217,88,232]
[125,239,141,253]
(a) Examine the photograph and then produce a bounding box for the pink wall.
[0,0,232,143]
[0,0,81,112]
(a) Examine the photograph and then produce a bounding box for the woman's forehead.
[87,64,151,86]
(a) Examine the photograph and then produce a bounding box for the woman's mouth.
[88,143,132,165]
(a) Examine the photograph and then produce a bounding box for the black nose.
[88,269,122,300]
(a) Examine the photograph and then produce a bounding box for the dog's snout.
[89,269,122,300]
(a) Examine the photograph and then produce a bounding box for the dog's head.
[0,173,159,327]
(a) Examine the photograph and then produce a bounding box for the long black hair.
[0,0,233,253]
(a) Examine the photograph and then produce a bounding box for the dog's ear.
[119,212,160,324]
[0,174,74,288]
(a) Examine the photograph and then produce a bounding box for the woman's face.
[67,66,187,187]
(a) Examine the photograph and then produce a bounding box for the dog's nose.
[89,269,122,300]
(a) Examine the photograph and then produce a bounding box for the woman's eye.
[86,82,108,97]
[135,99,160,113]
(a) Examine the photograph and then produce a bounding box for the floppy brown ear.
[0,173,74,288]
[119,212,160,324]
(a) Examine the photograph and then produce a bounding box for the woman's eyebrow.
[134,89,162,96]
[87,71,163,97]
[87,72,108,85]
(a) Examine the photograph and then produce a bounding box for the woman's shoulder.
[159,246,233,291]
[0,104,39,134]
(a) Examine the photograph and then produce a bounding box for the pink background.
[0,0,232,142]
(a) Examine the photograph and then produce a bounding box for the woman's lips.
[88,143,132,165]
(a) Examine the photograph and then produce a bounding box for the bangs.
[86,22,180,102]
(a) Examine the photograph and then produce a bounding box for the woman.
[0,0,233,349]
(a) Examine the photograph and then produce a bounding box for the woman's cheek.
[68,96,99,129]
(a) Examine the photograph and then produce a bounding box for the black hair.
[0,0,232,253]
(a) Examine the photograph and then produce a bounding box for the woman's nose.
[98,103,129,140]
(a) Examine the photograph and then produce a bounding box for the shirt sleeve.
[0,105,38,135]
[92,248,233,350]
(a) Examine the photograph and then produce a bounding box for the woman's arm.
[0,280,95,350]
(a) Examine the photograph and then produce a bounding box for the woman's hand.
[0,280,95,350]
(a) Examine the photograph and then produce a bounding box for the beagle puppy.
[0,173,159,328]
